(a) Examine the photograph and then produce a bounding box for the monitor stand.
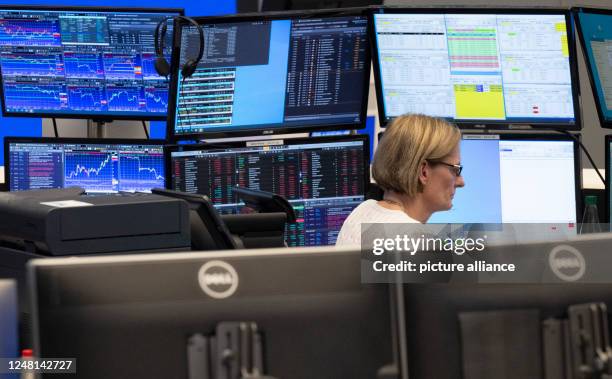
[87,119,110,138]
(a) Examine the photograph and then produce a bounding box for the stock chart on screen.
[0,8,180,119]
[7,138,165,193]
[169,136,368,246]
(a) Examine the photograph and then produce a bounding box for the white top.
[335,199,420,247]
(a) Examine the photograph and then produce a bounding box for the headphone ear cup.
[181,59,197,78]
[155,57,170,77]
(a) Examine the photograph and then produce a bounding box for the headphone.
[154,15,204,79]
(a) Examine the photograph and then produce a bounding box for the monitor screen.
[168,9,371,139]
[0,7,182,120]
[167,135,369,246]
[30,248,396,379]
[6,137,165,193]
[424,134,579,224]
[574,8,612,129]
[371,9,581,129]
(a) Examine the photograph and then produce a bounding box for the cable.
[142,120,150,139]
[552,128,605,187]
[52,118,59,137]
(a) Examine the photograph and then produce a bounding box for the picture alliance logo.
[198,260,239,299]
[548,245,586,282]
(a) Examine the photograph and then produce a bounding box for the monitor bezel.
[28,247,399,378]
[369,7,582,131]
[573,7,612,130]
[166,8,372,140]
[0,5,184,121]
[460,132,582,224]
[4,136,167,190]
[163,134,371,199]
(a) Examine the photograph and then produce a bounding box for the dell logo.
[198,260,239,299]
[548,245,585,282]
[203,272,233,286]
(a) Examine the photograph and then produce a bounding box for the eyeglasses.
[428,160,463,177]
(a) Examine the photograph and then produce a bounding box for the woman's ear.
[418,160,430,188]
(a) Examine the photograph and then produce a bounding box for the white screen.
[374,13,576,124]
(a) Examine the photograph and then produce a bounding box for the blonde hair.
[372,114,461,197]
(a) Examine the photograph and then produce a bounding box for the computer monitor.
[370,8,581,130]
[6,137,165,193]
[261,0,381,12]
[29,247,397,379]
[423,133,580,225]
[574,8,612,129]
[167,8,371,139]
[396,233,612,378]
[165,135,369,246]
[0,6,183,121]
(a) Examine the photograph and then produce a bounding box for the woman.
[336,114,465,246]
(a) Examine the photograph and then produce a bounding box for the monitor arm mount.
[569,303,612,379]
[188,322,279,379]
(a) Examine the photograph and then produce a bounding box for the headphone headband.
[154,15,204,78]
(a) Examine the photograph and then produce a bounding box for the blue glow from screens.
[173,15,369,137]
[577,11,612,124]
[0,0,237,144]
[231,20,291,126]
[8,141,165,193]
[311,115,376,160]
[429,139,502,223]
[428,138,576,224]
[0,9,180,118]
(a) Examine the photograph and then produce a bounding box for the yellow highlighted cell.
[561,35,569,57]
[454,84,504,119]
[555,22,566,32]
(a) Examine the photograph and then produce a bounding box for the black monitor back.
[30,248,395,379]
[152,188,237,250]
[0,280,18,363]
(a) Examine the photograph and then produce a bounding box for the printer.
[0,188,191,256]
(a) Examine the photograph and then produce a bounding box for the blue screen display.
[172,14,369,137]
[0,0,237,148]
[0,9,181,119]
[8,139,165,193]
[577,11,612,124]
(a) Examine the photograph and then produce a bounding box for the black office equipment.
[29,247,397,379]
[167,8,371,139]
[573,8,612,129]
[396,233,612,379]
[542,318,572,379]
[233,186,296,223]
[0,6,183,121]
[5,137,166,193]
[568,303,612,379]
[166,135,369,246]
[220,213,287,248]
[0,188,190,255]
[151,188,237,250]
[370,8,581,130]
[187,321,279,379]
